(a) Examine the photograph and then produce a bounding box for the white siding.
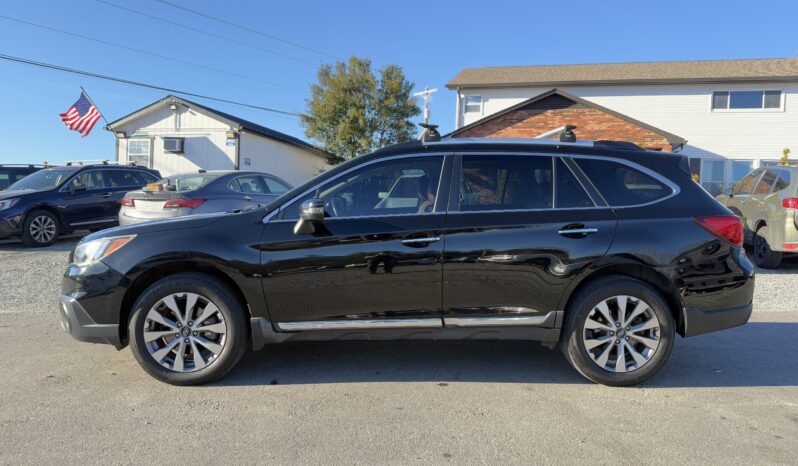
[239,131,329,186]
[458,82,798,181]
[116,106,236,176]
[114,104,329,183]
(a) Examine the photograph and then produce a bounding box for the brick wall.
[454,94,673,152]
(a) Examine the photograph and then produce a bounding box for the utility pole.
[413,86,438,125]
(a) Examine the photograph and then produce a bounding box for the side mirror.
[69,182,86,196]
[377,191,389,199]
[293,198,325,235]
[722,186,734,197]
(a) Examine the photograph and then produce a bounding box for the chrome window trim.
[266,211,446,224]
[276,318,442,332]
[263,153,449,224]
[564,154,681,209]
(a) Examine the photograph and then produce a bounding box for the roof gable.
[447,89,687,147]
[106,95,326,157]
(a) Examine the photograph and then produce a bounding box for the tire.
[560,276,675,387]
[753,225,782,269]
[128,273,249,385]
[21,209,60,247]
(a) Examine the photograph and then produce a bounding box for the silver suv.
[716,166,798,268]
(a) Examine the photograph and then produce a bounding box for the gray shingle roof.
[447,58,798,89]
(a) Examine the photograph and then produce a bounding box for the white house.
[447,58,798,194]
[106,95,329,185]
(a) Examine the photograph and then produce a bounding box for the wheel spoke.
[162,295,184,323]
[190,339,207,370]
[173,341,186,371]
[630,317,659,334]
[595,341,614,367]
[151,338,180,362]
[624,300,649,326]
[192,335,222,355]
[615,341,628,372]
[584,317,614,332]
[184,293,199,323]
[193,302,219,327]
[626,342,649,367]
[594,300,614,325]
[144,329,176,342]
[630,334,659,350]
[195,322,226,335]
[616,296,628,326]
[584,335,613,350]
[147,312,178,329]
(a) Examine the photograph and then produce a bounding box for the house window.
[464,96,482,114]
[127,139,152,168]
[731,160,754,183]
[711,90,782,110]
[701,159,726,196]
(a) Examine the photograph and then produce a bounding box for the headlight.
[0,199,19,211]
[72,235,136,266]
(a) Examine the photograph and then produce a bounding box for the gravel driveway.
[0,237,796,464]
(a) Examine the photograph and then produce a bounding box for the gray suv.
[716,166,798,268]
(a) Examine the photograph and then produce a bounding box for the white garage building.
[107,95,329,185]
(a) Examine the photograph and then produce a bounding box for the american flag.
[59,92,102,137]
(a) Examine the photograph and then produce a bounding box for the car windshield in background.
[161,174,219,192]
[8,168,76,191]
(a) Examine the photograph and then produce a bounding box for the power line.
[0,53,300,116]
[0,14,303,92]
[154,0,339,60]
[94,0,319,66]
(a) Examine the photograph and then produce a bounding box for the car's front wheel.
[128,273,249,385]
[21,209,60,247]
[561,276,675,386]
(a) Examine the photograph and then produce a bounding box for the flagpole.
[79,86,109,126]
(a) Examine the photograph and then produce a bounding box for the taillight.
[693,215,743,247]
[120,198,134,207]
[782,198,798,209]
[163,198,205,209]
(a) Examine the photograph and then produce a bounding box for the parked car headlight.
[72,235,136,266]
[0,199,19,211]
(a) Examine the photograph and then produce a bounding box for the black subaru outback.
[59,136,754,386]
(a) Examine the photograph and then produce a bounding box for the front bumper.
[0,215,20,239]
[58,295,122,346]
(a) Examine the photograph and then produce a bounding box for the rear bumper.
[58,295,121,346]
[682,303,753,337]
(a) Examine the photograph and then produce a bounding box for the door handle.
[101,192,112,198]
[401,236,441,245]
[558,227,598,236]
[243,196,253,201]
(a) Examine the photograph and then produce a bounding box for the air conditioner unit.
[163,137,184,153]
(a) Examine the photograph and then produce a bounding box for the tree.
[780,148,791,166]
[301,56,420,164]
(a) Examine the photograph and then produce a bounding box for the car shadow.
[219,321,798,388]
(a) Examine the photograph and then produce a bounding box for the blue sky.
[1,0,797,164]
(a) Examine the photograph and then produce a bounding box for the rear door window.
[772,170,791,192]
[261,176,291,195]
[734,169,763,195]
[753,170,777,195]
[575,158,671,206]
[229,176,266,194]
[556,159,594,208]
[106,170,153,188]
[459,155,553,211]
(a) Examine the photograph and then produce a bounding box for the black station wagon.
[59,136,754,386]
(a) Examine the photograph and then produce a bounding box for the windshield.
[157,174,219,192]
[8,168,77,191]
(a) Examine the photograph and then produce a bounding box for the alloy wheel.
[581,295,661,373]
[29,215,56,244]
[144,292,228,372]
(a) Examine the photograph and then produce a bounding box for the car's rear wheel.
[753,225,782,268]
[561,276,675,386]
[128,273,249,385]
[21,209,60,247]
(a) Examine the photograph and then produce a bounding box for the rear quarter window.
[576,158,672,206]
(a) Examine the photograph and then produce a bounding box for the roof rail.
[430,137,594,147]
[63,160,139,167]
